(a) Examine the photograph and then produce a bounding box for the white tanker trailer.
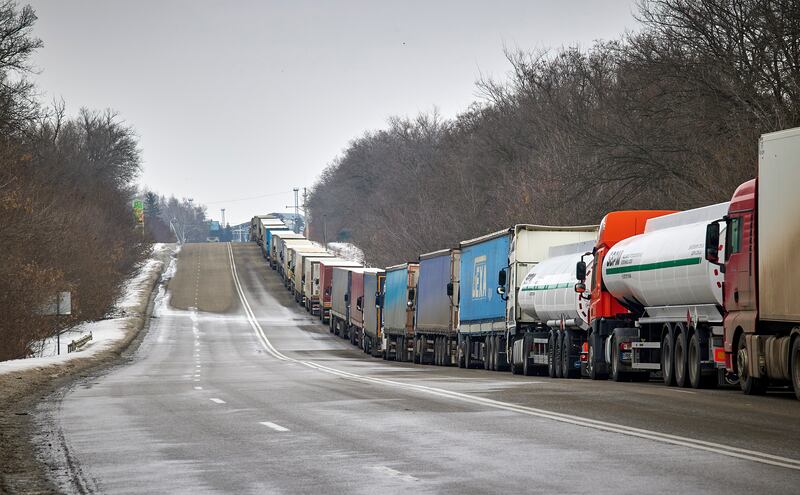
[600,202,730,387]
[511,241,595,377]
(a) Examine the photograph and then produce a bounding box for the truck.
[382,263,419,362]
[413,248,460,366]
[292,250,334,304]
[319,258,363,324]
[302,256,347,314]
[269,231,305,270]
[574,208,734,387]
[458,225,597,371]
[250,214,280,243]
[278,238,316,282]
[362,269,386,357]
[704,127,800,398]
[514,240,596,377]
[287,245,329,296]
[349,268,383,349]
[258,218,288,258]
[330,266,358,339]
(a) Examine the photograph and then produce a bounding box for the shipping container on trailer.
[458,225,597,371]
[703,127,800,398]
[349,268,383,350]
[362,270,386,357]
[382,263,419,362]
[414,248,460,366]
[318,259,363,323]
[270,231,305,270]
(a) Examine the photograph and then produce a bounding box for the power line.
[204,189,294,205]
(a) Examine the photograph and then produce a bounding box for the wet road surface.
[38,243,800,494]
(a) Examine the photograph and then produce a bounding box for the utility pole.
[286,188,300,233]
[220,208,226,227]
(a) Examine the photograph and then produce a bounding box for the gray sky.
[27,0,638,225]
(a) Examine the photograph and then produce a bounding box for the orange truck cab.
[578,210,676,379]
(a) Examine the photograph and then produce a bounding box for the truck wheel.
[491,336,498,371]
[661,331,675,386]
[610,338,628,382]
[687,332,703,389]
[547,331,557,378]
[737,336,767,395]
[555,331,564,378]
[484,337,492,371]
[674,329,689,387]
[562,329,580,379]
[791,338,800,401]
[458,340,466,368]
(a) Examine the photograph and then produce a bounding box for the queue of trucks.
[249,127,800,400]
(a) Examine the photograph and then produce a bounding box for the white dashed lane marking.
[209,398,226,404]
[259,421,289,432]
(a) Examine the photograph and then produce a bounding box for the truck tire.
[610,340,624,382]
[458,339,466,368]
[661,331,675,386]
[687,332,703,389]
[791,337,800,401]
[485,337,492,371]
[587,339,606,380]
[547,331,557,378]
[737,336,767,395]
[674,328,689,387]
[562,329,580,379]
[554,331,564,378]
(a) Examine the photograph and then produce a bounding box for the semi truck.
[258,218,288,259]
[413,248,460,366]
[514,240,596,377]
[382,263,419,362]
[269,231,305,270]
[458,225,597,370]
[302,256,348,314]
[704,127,800,398]
[319,259,363,324]
[349,268,383,348]
[293,251,334,303]
[287,245,329,296]
[576,205,730,387]
[278,239,317,282]
[362,270,385,357]
[330,266,357,338]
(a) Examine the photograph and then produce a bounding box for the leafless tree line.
[308,0,799,268]
[0,2,148,360]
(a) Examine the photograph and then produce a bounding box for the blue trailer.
[382,263,418,362]
[457,225,598,371]
[414,248,460,366]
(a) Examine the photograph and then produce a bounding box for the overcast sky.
[27,0,638,225]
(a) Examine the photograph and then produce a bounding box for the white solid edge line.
[259,421,290,432]
[226,243,800,472]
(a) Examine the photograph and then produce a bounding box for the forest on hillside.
[308,0,800,267]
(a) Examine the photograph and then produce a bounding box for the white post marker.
[259,421,289,432]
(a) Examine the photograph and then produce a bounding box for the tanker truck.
[576,206,730,387]
[704,127,800,399]
[514,240,595,377]
[458,225,597,371]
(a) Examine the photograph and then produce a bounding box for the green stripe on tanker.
[605,256,701,275]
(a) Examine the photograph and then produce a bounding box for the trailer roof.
[319,259,363,268]
[547,239,597,258]
[272,231,305,239]
[644,202,729,233]
[386,262,419,272]
[419,247,457,260]
[459,229,509,248]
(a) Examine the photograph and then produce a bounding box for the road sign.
[40,291,72,316]
[133,199,144,226]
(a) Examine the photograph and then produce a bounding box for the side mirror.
[497,269,507,287]
[705,222,720,264]
[574,282,586,294]
[407,288,415,303]
[446,282,453,296]
[576,261,587,282]
[344,293,350,303]
[356,296,363,310]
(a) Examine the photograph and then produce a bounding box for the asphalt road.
[37,243,800,494]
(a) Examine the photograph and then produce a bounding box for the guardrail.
[67,332,93,353]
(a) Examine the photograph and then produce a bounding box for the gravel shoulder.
[0,246,175,494]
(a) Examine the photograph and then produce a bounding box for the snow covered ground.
[0,244,177,375]
[326,242,365,264]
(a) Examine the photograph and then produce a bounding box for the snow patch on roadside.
[0,244,176,375]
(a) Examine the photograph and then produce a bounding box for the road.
[37,243,800,494]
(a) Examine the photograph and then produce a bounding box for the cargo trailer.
[414,248,460,366]
[704,127,800,398]
[302,256,350,314]
[458,225,597,371]
[362,270,386,357]
[287,245,328,295]
[277,238,315,281]
[318,259,363,323]
[293,250,334,304]
[260,219,289,259]
[349,268,383,349]
[382,263,419,362]
[270,231,305,270]
[330,266,357,339]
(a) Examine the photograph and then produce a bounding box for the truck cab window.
[726,217,742,260]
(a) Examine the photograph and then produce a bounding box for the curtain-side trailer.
[382,263,419,362]
[270,231,305,270]
[319,259,362,324]
[414,248,460,366]
[362,270,386,357]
